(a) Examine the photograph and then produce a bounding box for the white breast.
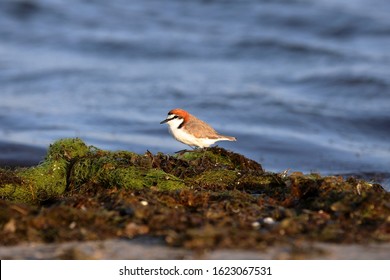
[167,120,217,148]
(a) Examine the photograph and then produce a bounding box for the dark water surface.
[1,0,389,189]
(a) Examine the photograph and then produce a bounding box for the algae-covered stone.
[1,137,390,252]
[192,170,239,189]
[176,147,263,172]
[0,138,91,204]
[144,169,185,191]
[67,149,185,191]
[69,158,185,191]
[0,160,68,204]
[46,138,91,161]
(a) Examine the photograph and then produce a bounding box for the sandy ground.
[1,238,389,260]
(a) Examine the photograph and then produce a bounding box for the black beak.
[160,116,176,124]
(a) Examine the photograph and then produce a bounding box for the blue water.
[1,0,389,189]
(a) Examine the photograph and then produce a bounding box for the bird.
[160,108,236,149]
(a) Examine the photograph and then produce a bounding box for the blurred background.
[0,0,389,189]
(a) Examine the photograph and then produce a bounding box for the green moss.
[112,166,145,190]
[0,138,150,203]
[177,150,232,167]
[46,138,91,161]
[145,169,186,191]
[71,156,114,187]
[0,159,68,204]
[0,138,93,203]
[67,151,185,191]
[175,147,263,173]
[191,170,239,189]
[97,166,186,191]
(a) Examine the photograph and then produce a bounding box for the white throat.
[166,115,184,129]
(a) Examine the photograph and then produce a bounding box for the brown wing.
[185,117,220,139]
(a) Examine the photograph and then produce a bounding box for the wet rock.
[0,138,389,255]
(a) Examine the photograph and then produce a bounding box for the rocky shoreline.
[1,138,389,259]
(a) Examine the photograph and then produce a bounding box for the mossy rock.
[0,138,98,203]
[176,147,263,173]
[46,138,91,161]
[0,138,190,203]
[0,137,389,250]
[68,153,185,191]
[0,161,68,204]
[191,170,239,189]
[144,169,185,191]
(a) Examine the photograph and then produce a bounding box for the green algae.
[0,156,66,204]
[46,138,91,161]
[68,153,185,191]
[0,138,389,253]
[0,139,187,203]
[191,170,239,189]
[144,169,185,191]
[0,138,93,203]
[177,149,234,168]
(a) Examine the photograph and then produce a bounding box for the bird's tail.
[219,135,237,142]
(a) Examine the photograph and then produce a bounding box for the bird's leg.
[200,147,209,165]
[175,145,198,154]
